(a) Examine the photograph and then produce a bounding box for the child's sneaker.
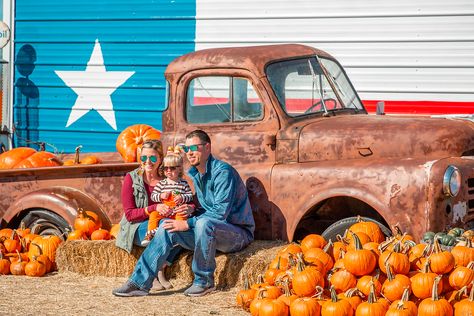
[140,233,153,246]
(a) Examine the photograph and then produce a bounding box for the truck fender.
[3,186,112,230]
[286,187,391,241]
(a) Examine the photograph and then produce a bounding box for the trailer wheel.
[21,209,71,240]
[321,216,392,242]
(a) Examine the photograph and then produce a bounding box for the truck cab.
[160,44,474,241]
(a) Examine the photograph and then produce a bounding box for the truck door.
[172,70,280,239]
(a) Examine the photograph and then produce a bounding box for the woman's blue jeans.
[133,220,181,266]
[129,217,253,290]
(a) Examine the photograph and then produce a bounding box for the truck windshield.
[266,57,365,117]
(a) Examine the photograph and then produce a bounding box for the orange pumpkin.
[0,252,10,274]
[292,256,325,297]
[300,234,327,253]
[449,261,474,290]
[417,276,453,316]
[430,238,455,275]
[381,261,411,302]
[290,297,320,316]
[73,208,102,237]
[454,283,474,316]
[349,216,385,243]
[343,232,377,276]
[67,229,87,241]
[115,124,162,162]
[9,251,27,275]
[389,288,418,316]
[28,235,62,269]
[410,259,443,299]
[236,274,256,310]
[25,256,47,277]
[90,228,111,241]
[0,147,62,169]
[321,286,354,316]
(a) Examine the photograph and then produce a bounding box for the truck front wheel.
[21,209,71,239]
[321,216,392,242]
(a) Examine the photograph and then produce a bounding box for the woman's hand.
[173,204,195,218]
[155,204,173,217]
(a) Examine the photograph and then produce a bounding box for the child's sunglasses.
[140,155,158,163]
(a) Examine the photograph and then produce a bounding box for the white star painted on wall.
[55,39,134,130]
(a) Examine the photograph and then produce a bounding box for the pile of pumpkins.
[0,209,119,277]
[0,223,63,277]
[66,208,119,241]
[237,219,474,316]
[0,146,101,169]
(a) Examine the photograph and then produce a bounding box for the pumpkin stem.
[329,285,339,303]
[431,275,442,301]
[469,281,474,302]
[367,281,378,304]
[323,239,333,253]
[242,273,250,290]
[385,261,395,281]
[349,231,363,250]
[400,287,410,302]
[74,145,82,164]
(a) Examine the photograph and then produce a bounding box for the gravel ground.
[0,272,249,316]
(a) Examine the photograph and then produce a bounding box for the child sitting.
[141,147,193,246]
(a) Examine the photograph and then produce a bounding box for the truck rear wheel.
[321,216,392,242]
[21,209,71,239]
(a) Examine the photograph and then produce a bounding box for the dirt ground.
[0,272,248,316]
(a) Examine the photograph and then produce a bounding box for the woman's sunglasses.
[182,143,206,153]
[140,155,158,163]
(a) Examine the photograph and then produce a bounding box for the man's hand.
[162,219,189,232]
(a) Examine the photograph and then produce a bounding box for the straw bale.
[56,239,286,288]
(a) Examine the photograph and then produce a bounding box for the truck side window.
[186,76,263,124]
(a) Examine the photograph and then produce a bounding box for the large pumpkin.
[116,124,162,162]
[0,147,62,169]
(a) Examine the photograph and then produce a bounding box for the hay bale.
[56,239,286,288]
[56,240,144,277]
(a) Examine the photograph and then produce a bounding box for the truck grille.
[468,178,474,212]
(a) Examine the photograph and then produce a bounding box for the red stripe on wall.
[192,97,474,115]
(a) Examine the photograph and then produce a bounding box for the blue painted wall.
[13,0,196,153]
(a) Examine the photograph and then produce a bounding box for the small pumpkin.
[29,235,62,269]
[343,232,377,276]
[25,256,47,277]
[410,259,443,299]
[73,208,102,237]
[90,228,111,241]
[290,297,320,316]
[454,282,474,316]
[381,261,411,302]
[430,238,455,274]
[417,276,453,316]
[67,229,88,241]
[300,233,327,253]
[236,274,256,310]
[291,254,324,297]
[449,261,474,290]
[0,252,10,274]
[349,216,385,243]
[354,282,388,316]
[388,288,418,316]
[9,251,27,275]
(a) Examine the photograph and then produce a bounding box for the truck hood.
[298,115,474,162]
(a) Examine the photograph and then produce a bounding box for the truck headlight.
[443,165,461,197]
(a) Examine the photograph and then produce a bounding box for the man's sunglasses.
[182,143,206,153]
[140,155,158,163]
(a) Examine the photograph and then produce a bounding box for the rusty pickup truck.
[2,44,474,242]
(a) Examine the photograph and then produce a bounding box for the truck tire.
[21,209,71,239]
[321,216,392,242]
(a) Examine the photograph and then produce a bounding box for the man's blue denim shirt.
[186,155,255,238]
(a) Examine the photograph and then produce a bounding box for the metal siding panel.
[195,0,474,111]
[14,0,196,153]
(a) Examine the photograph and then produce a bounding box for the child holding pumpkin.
[141,146,193,246]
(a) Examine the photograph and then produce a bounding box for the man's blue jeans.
[128,217,253,290]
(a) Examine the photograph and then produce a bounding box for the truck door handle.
[264,135,276,147]
[357,147,373,157]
